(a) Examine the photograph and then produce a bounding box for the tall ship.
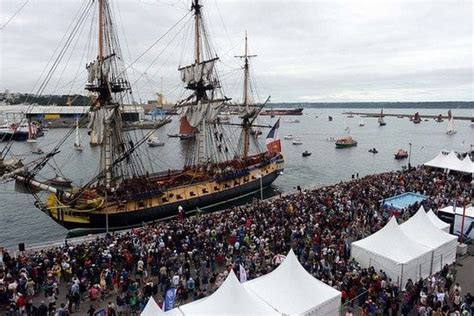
[1,0,284,231]
[260,108,303,116]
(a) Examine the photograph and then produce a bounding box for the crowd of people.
[0,167,472,315]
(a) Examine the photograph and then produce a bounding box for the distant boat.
[73,118,83,151]
[147,136,165,147]
[359,118,365,126]
[446,110,457,135]
[435,114,444,122]
[292,139,303,145]
[394,149,408,159]
[260,108,303,116]
[378,109,386,126]
[283,135,294,140]
[335,136,357,148]
[47,175,73,188]
[412,112,421,124]
[32,148,44,155]
[347,113,354,118]
[26,121,38,143]
[302,150,312,157]
[397,115,404,118]
[368,148,378,154]
[328,116,333,121]
[326,137,336,142]
[284,119,300,123]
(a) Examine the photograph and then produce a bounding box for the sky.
[0,0,472,103]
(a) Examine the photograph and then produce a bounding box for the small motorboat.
[326,137,336,142]
[368,148,378,154]
[328,116,333,121]
[302,150,312,157]
[435,114,444,122]
[47,175,73,188]
[32,148,44,155]
[292,139,303,145]
[397,115,404,118]
[394,149,409,159]
[147,137,165,147]
[359,118,365,126]
[284,135,294,140]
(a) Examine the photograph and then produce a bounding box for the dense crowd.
[0,167,472,315]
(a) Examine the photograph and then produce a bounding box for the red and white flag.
[266,119,281,153]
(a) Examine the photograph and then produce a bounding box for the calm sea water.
[0,108,472,249]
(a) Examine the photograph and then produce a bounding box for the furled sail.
[179,58,218,87]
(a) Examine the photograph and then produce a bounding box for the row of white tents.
[351,206,457,288]
[424,151,474,174]
[142,249,342,316]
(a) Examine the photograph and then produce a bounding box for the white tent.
[424,151,451,169]
[351,217,432,287]
[400,207,458,274]
[424,151,463,171]
[452,156,474,174]
[141,297,164,316]
[244,249,341,316]
[427,210,451,233]
[178,271,279,315]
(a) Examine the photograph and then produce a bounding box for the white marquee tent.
[178,271,280,315]
[453,156,474,174]
[424,151,473,173]
[351,217,432,287]
[141,297,164,316]
[244,249,341,316]
[400,207,458,274]
[427,210,451,233]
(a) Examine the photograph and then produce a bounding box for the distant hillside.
[266,101,474,109]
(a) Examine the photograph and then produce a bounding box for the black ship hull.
[53,168,281,231]
[0,132,29,141]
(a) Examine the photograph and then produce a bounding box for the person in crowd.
[0,167,470,314]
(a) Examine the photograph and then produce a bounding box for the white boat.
[284,135,294,140]
[292,139,303,145]
[284,119,300,123]
[446,110,456,135]
[73,118,83,151]
[359,118,365,126]
[378,109,386,126]
[147,136,165,147]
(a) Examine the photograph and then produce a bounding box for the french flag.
[266,119,281,153]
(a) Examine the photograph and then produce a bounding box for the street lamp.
[258,173,263,200]
[408,142,412,171]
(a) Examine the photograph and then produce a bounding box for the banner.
[239,264,247,283]
[163,288,177,311]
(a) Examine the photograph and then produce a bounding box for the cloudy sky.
[0,0,472,102]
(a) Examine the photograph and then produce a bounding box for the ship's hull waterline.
[44,159,284,230]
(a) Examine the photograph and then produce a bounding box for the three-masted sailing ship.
[4,0,284,231]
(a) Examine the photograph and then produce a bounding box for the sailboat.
[26,121,37,143]
[359,118,365,126]
[73,118,83,151]
[446,110,456,135]
[7,0,284,231]
[378,109,386,126]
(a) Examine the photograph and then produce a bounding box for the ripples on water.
[0,108,472,248]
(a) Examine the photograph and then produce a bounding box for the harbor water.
[0,107,472,249]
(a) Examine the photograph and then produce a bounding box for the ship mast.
[236,32,257,158]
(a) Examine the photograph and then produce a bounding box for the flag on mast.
[266,119,281,153]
